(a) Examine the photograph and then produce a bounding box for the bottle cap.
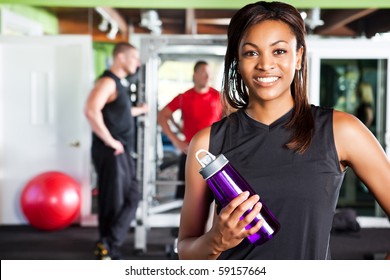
[196,149,229,180]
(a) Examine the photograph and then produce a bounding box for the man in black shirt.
[84,42,148,259]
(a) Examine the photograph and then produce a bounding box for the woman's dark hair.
[222,1,313,153]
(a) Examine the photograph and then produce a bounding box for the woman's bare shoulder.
[333,109,364,138]
[332,109,383,164]
[190,126,212,150]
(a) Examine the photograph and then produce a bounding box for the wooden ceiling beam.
[316,8,377,34]
[196,18,231,25]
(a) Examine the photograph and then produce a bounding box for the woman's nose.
[255,54,275,71]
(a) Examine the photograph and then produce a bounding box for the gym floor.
[0,224,389,260]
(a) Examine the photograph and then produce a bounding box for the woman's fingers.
[240,202,264,236]
[212,192,265,250]
[219,191,250,218]
[219,192,262,234]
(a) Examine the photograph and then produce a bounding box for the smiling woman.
[177,1,390,260]
[237,20,303,124]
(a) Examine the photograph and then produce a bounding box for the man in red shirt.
[157,60,222,199]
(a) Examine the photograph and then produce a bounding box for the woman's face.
[237,20,303,106]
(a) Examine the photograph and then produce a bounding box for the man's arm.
[131,103,149,116]
[157,106,188,154]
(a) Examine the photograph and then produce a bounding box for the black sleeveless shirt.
[92,70,133,149]
[209,105,345,259]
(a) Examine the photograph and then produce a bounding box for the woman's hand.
[208,191,263,253]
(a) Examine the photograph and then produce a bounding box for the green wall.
[93,42,115,80]
[0,4,58,34]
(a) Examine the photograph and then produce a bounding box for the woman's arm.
[333,110,390,216]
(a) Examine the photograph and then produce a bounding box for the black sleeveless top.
[209,105,345,259]
[92,70,133,149]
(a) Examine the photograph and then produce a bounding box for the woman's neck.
[245,99,294,125]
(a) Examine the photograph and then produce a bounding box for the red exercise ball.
[21,171,81,231]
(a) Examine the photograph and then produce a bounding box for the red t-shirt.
[167,87,222,142]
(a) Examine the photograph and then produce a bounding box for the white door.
[0,35,94,224]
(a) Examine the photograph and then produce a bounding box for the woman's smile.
[254,76,280,86]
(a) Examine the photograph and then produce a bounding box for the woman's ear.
[295,47,303,70]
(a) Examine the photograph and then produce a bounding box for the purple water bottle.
[196,149,280,246]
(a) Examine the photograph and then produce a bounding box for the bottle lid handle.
[195,149,216,167]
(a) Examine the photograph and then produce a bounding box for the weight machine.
[134,35,227,252]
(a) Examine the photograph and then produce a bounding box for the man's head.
[193,60,211,91]
[113,42,140,75]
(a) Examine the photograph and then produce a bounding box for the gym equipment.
[21,171,81,231]
[135,35,227,252]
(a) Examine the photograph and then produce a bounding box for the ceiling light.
[305,8,324,31]
[98,18,109,32]
[106,23,119,40]
[140,10,162,35]
[95,6,120,40]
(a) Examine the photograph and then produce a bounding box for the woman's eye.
[274,49,286,55]
[244,50,258,57]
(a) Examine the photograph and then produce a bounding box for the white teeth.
[256,76,278,83]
